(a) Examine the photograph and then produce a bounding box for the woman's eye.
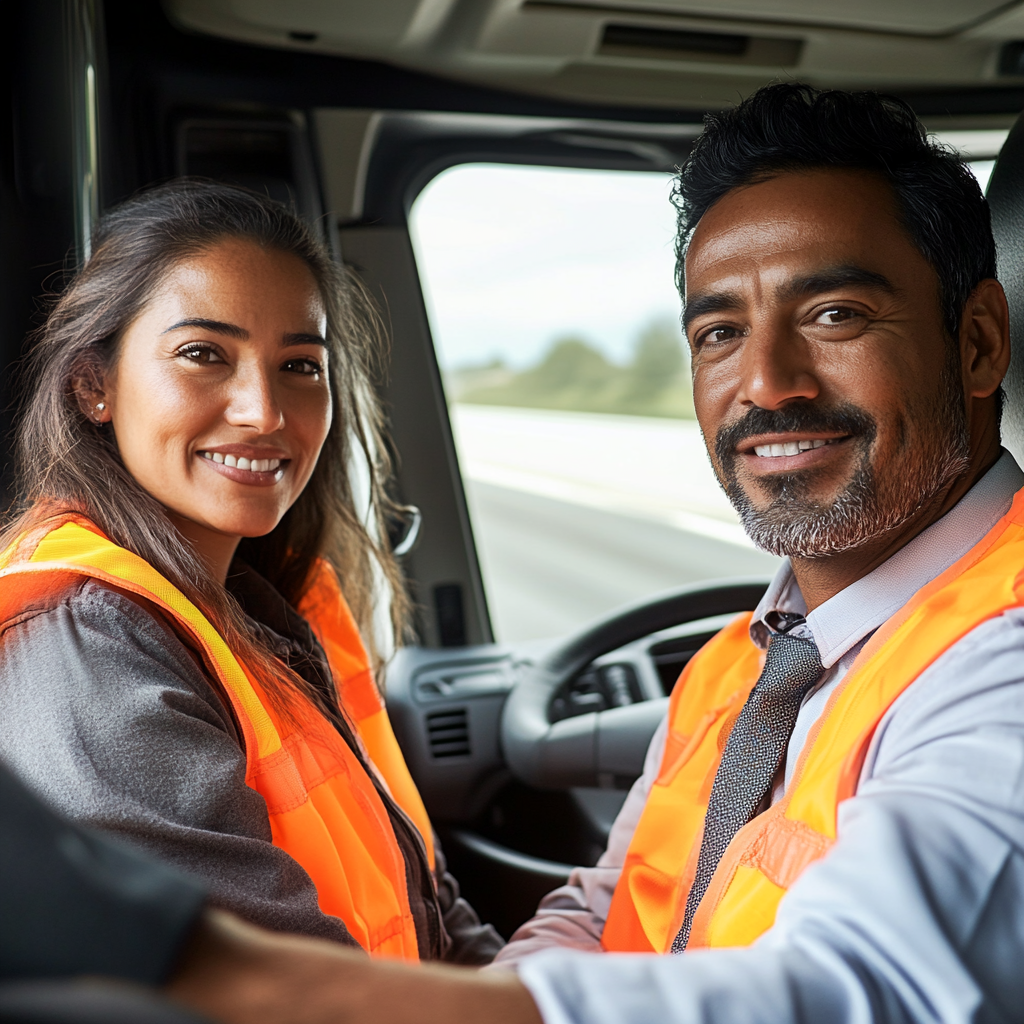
[177,343,225,364]
[284,358,324,378]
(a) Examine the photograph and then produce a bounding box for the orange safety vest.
[0,515,434,961]
[603,485,1024,954]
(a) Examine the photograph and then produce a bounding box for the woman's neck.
[167,513,241,586]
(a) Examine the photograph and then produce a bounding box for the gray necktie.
[670,624,823,953]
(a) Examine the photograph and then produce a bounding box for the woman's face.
[99,237,332,566]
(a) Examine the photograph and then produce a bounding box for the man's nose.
[735,322,820,410]
[224,365,286,434]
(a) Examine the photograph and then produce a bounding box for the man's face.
[685,168,970,558]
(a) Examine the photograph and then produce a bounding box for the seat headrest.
[985,116,1024,464]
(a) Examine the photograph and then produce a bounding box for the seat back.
[984,116,1024,463]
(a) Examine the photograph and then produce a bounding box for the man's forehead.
[683,168,910,298]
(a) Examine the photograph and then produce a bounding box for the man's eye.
[817,308,856,324]
[284,358,323,378]
[697,325,741,347]
[177,343,225,364]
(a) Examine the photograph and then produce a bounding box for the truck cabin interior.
[6,0,1024,938]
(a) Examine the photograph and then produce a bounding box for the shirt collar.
[750,449,1024,667]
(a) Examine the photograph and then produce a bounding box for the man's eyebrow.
[161,318,249,339]
[775,265,897,304]
[682,291,745,333]
[682,267,897,334]
[284,332,327,347]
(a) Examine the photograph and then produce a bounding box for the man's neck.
[791,442,1003,613]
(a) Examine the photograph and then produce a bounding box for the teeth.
[753,438,834,458]
[201,452,284,472]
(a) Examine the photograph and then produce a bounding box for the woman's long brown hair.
[2,179,409,715]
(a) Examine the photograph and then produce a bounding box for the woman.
[0,180,501,964]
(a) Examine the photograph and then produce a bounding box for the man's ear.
[961,278,1011,399]
[71,364,112,425]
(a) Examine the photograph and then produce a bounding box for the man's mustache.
[714,403,877,472]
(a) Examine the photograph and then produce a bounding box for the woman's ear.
[71,369,111,425]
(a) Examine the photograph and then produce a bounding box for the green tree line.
[446,318,695,419]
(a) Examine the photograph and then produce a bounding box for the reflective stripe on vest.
[0,517,429,960]
[603,485,1024,954]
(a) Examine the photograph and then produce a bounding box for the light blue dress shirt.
[502,451,1024,1024]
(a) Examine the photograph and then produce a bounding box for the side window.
[409,163,779,641]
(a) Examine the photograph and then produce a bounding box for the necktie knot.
[753,631,824,700]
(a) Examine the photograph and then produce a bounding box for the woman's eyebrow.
[161,320,325,347]
[162,317,249,338]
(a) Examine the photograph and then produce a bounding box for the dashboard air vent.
[426,708,471,758]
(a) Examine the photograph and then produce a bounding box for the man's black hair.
[675,83,996,344]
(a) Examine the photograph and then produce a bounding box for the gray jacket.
[0,570,502,964]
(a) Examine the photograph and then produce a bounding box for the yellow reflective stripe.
[13,522,281,759]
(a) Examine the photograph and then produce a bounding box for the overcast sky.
[409,164,683,371]
[409,156,996,374]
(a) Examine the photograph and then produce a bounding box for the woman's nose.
[224,365,286,434]
[736,323,820,410]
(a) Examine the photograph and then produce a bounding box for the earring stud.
[95,403,106,413]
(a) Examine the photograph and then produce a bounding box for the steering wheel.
[501,578,770,789]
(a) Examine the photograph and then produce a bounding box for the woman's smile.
[197,448,288,484]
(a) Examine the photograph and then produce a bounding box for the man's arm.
[167,910,542,1024]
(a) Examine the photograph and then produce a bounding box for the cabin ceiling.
[165,0,1024,109]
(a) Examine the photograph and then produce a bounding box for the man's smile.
[733,432,855,476]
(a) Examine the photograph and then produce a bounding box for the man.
[480,82,1024,1019]
[7,83,1023,1024]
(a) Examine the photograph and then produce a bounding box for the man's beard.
[711,359,972,559]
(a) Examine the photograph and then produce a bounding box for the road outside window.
[409,147,1004,642]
